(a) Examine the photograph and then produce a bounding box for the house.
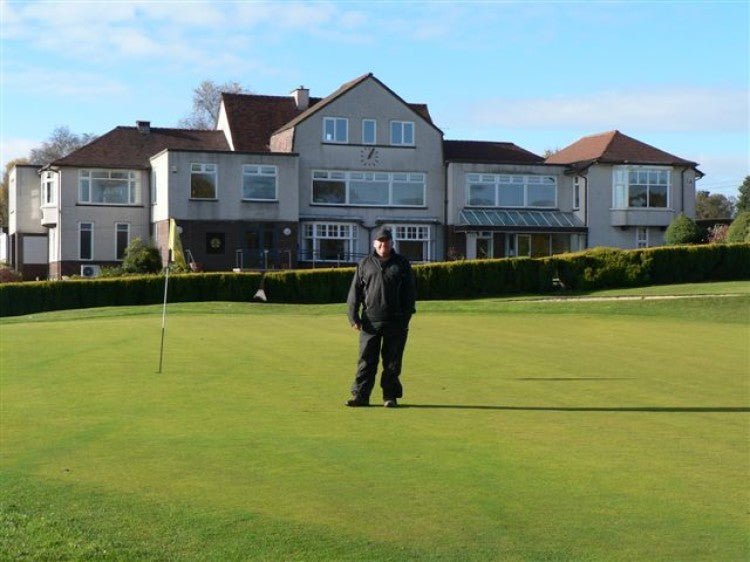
[7,74,702,280]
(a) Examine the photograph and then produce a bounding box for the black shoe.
[384,399,398,408]
[346,397,369,407]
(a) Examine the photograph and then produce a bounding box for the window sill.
[242,199,279,203]
[76,203,143,207]
[189,198,219,202]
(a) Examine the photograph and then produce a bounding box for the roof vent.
[136,120,151,134]
[291,86,309,111]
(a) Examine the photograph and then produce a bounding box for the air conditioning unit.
[80,264,101,278]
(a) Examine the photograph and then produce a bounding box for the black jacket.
[347,251,416,325]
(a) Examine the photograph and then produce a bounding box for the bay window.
[393,224,431,262]
[613,166,670,209]
[303,223,356,262]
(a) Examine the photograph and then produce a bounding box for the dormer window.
[323,117,348,143]
[390,121,414,146]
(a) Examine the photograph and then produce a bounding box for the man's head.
[372,227,393,259]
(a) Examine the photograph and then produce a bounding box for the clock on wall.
[360,147,380,167]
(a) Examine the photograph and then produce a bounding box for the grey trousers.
[351,319,409,401]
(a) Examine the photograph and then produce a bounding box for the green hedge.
[1,244,748,317]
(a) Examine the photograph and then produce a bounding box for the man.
[346,227,416,408]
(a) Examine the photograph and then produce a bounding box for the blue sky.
[1,0,747,197]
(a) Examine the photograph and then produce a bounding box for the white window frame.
[79,222,93,260]
[573,176,581,210]
[390,224,431,262]
[311,170,425,207]
[636,227,649,248]
[190,163,217,200]
[115,223,130,261]
[612,166,671,209]
[362,119,376,144]
[78,169,139,205]
[390,121,415,146]
[465,174,557,208]
[42,171,56,205]
[323,117,348,143]
[242,165,278,201]
[302,222,357,262]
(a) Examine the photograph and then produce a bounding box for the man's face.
[373,237,393,258]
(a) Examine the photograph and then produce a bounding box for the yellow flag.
[168,219,187,268]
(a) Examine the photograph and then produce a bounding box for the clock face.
[360,147,380,167]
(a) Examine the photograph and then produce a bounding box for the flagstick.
[158,251,171,373]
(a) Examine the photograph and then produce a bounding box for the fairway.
[1,283,749,561]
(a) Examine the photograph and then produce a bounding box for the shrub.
[707,224,729,244]
[665,213,701,245]
[727,212,750,243]
[0,264,22,283]
[122,238,162,274]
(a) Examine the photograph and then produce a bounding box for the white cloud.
[2,66,127,98]
[468,88,749,134]
[0,137,38,166]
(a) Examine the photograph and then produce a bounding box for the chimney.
[291,86,309,111]
[136,120,151,134]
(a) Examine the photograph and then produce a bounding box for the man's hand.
[351,322,361,331]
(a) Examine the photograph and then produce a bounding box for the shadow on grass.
[402,404,750,413]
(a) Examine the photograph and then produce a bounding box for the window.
[390,121,414,146]
[511,233,570,257]
[323,117,348,143]
[613,166,670,209]
[79,170,139,205]
[636,227,649,248]
[242,165,277,200]
[362,119,376,144]
[150,170,157,205]
[79,222,93,260]
[303,223,356,262]
[116,223,129,260]
[573,177,581,210]
[466,174,557,208]
[42,172,56,205]
[312,170,425,206]
[191,163,217,199]
[393,224,431,262]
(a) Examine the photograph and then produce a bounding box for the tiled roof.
[545,130,698,168]
[51,126,229,168]
[221,93,324,152]
[459,208,587,231]
[444,140,544,164]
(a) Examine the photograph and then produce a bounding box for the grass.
[1,281,748,560]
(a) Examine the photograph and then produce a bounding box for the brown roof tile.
[443,140,544,164]
[545,130,697,168]
[52,126,230,168]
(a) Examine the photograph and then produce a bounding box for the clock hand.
[368,148,375,159]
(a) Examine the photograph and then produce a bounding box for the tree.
[726,211,750,243]
[736,176,750,214]
[664,213,701,245]
[695,190,735,219]
[28,126,97,166]
[1,158,29,227]
[178,80,251,129]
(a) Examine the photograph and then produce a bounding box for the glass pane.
[403,122,414,144]
[517,235,530,257]
[476,238,492,259]
[243,176,276,200]
[391,122,402,144]
[468,183,494,206]
[92,178,129,204]
[363,120,376,144]
[398,240,424,262]
[550,234,570,255]
[649,184,667,207]
[191,174,216,198]
[498,183,523,206]
[393,182,424,206]
[319,238,346,261]
[350,180,388,205]
[628,184,647,207]
[312,180,346,204]
[530,234,550,257]
[527,184,556,207]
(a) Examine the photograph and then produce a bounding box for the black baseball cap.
[373,227,393,241]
